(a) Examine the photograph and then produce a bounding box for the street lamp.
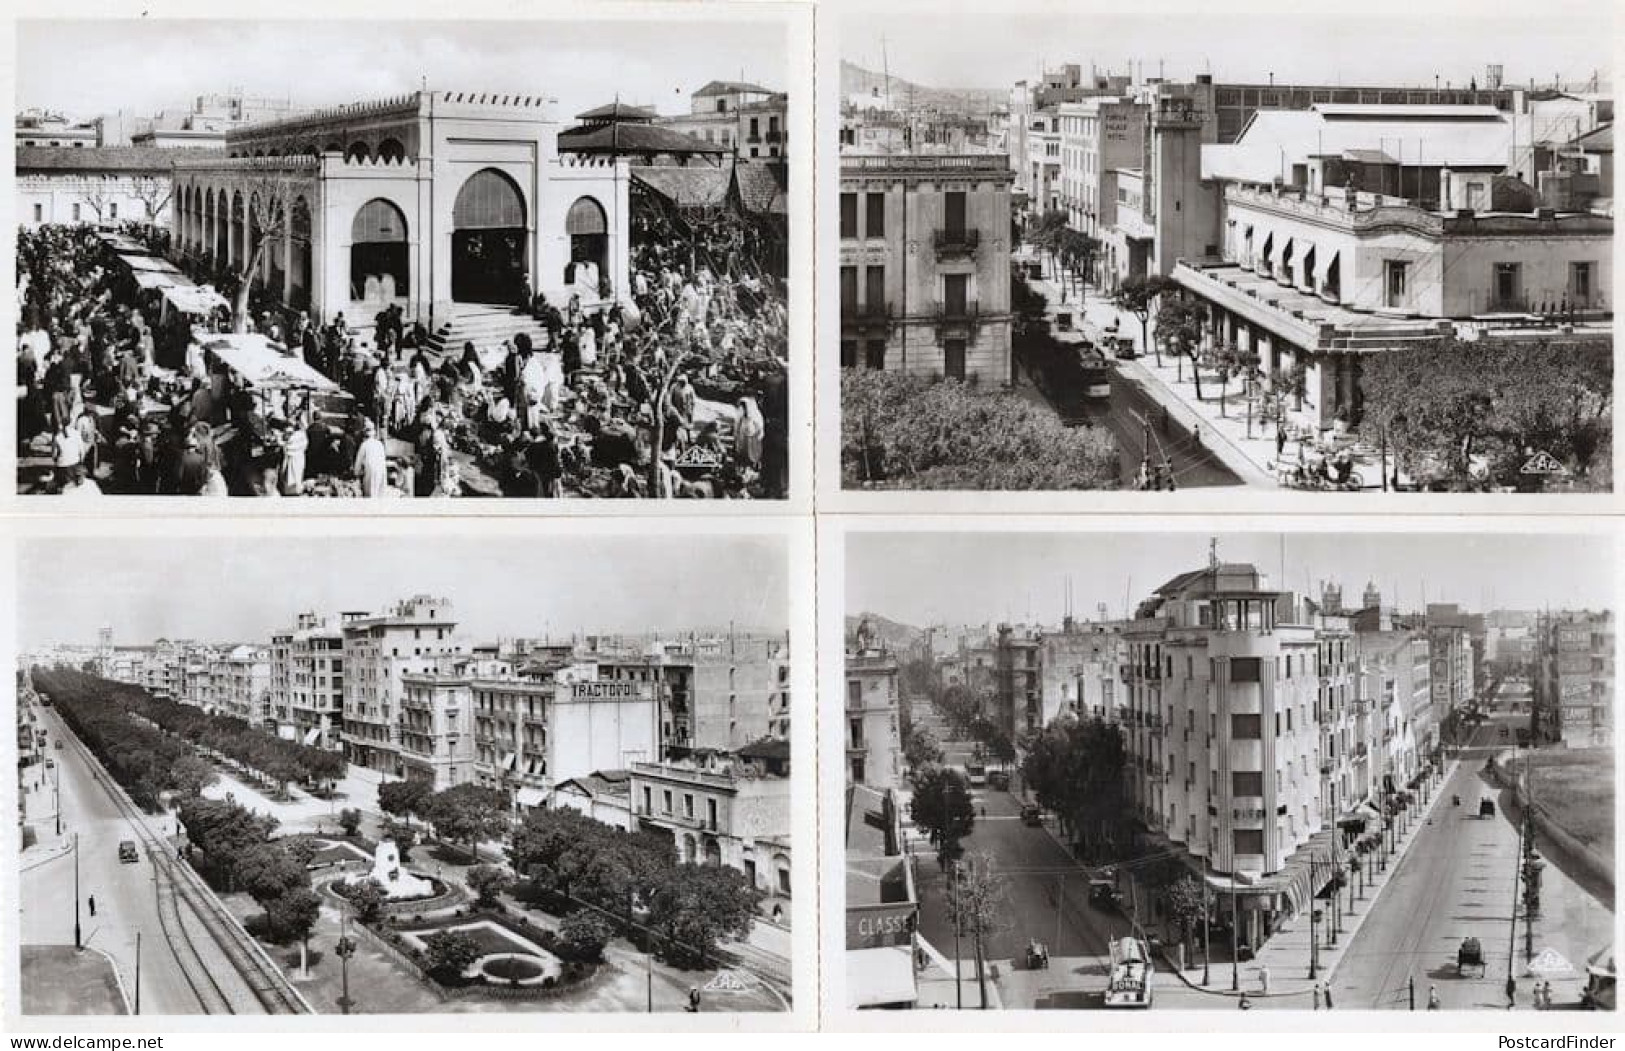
[54,760,62,837]
[1307,858,1320,980]
[335,909,357,1015]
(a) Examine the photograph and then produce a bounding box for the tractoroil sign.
[847,903,917,949]
[566,681,652,702]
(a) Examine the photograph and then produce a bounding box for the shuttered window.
[565,196,606,235]
[351,199,407,243]
[453,169,525,229]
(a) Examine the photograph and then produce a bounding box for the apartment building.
[838,152,1015,385]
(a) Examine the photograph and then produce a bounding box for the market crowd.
[15,210,789,499]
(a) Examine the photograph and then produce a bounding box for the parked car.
[118,840,139,864]
[989,770,1011,791]
[1021,804,1043,826]
[1089,880,1121,910]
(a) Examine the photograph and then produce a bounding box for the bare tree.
[79,178,113,224]
[129,175,174,228]
[647,348,694,498]
[229,170,303,333]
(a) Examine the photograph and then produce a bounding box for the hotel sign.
[566,681,651,703]
[847,903,917,949]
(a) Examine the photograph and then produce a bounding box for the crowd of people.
[15,211,789,499]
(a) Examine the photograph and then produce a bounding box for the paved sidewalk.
[1058,280,1405,492]
[1158,762,1458,1005]
[914,935,1005,1010]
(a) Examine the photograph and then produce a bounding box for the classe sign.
[847,904,917,949]
[566,681,651,702]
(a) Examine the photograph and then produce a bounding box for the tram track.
[51,711,312,1015]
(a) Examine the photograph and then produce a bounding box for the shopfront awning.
[515,786,548,808]
[302,726,322,746]
[500,752,518,772]
[1229,833,1339,918]
[847,946,917,1008]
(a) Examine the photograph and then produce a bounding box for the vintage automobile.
[1458,937,1487,977]
[118,840,140,864]
[1027,940,1051,970]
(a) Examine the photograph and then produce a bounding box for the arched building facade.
[171,90,630,327]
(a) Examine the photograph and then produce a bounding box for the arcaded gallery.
[168,90,631,327]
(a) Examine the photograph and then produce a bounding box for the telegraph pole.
[951,861,964,1009]
[73,832,82,950]
[1201,854,1212,986]
[134,931,141,1015]
[1231,881,1240,991]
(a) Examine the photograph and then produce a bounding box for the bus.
[1104,936,1154,1008]
[1077,348,1113,399]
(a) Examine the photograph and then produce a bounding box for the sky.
[846,531,1614,628]
[841,8,1613,94]
[17,18,789,125]
[17,534,788,648]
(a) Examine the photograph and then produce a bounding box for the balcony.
[765,130,783,144]
[932,228,981,260]
[932,300,981,334]
[637,805,720,833]
[842,300,893,333]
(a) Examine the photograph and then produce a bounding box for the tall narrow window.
[943,273,968,317]
[944,190,967,236]
[865,192,885,238]
[865,265,886,315]
[839,192,858,239]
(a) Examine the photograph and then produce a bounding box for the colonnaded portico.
[169,90,630,329]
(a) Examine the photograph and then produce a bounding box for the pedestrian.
[1312,981,1322,1010]
[87,894,96,917]
[1506,977,1518,1009]
[1259,964,1270,994]
[1541,980,1554,1009]
[1193,423,1203,447]
[1237,993,1253,1010]
[1325,985,1334,1010]
[687,987,701,1013]
[353,418,388,498]
[1428,984,1440,1010]
[1276,425,1287,459]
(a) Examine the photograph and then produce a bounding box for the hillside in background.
[845,612,924,652]
[840,59,1005,114]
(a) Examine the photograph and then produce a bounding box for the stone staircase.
[425,303,553,359]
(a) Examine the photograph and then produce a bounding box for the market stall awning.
[118,253,183,274]
[133,270,193,291]
[846,946,917,1008]
[99,232,151,254]
[514,786,548,808]
[200,336,339,392]
[162,284,226,316]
